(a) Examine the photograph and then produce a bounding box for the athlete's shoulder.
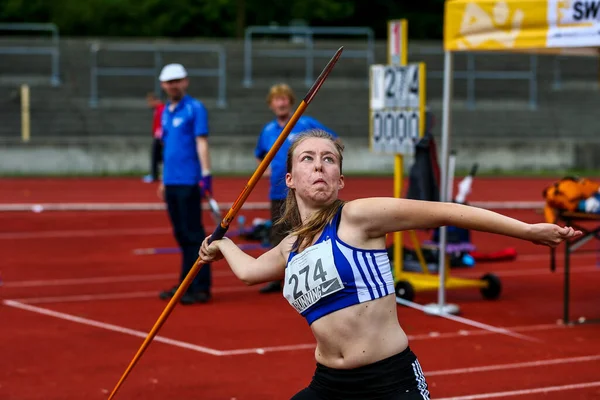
[279,234,297,261]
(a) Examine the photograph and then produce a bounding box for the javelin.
[107,46,344,400]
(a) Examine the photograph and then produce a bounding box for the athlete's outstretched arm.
[199,236,287,285]
[343,197,581,247]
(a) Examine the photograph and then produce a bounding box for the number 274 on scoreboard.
[370,64,422,110]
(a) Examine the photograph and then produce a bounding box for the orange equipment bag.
[543,177,600,223]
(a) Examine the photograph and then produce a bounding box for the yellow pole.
[418,63,426,140]
[392,19,408,280]
[21,84,30,143]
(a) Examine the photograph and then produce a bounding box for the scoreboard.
[369,63,425,155]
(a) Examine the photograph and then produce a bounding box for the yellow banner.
[444,0,600,51]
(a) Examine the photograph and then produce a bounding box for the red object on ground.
[471,247,518,262]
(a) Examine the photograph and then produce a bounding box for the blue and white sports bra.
[283,206,394,325]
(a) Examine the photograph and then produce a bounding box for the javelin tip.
[304,46,344,105]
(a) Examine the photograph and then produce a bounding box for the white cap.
[159,63,188,82]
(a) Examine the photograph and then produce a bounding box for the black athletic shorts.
[290,347,430,400]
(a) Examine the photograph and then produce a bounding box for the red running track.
[1,177,599,400]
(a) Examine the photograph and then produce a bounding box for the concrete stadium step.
[1,37,600,142]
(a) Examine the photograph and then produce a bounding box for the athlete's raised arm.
[342,197,581,247]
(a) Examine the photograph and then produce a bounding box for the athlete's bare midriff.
[310,294,408,369]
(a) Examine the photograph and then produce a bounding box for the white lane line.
[0,200,543,213]
[0,201,271,212]
[396,298,542,343]
[219,343,317,356]
[3,273,178,288]
[5,298,597,373]
[3,263,596,290]
[2,299,223,356]
[427,354,600,377]
[2,270,234,288]
[0,227,171,240]
[436,381,600,400]
[8,285,255,304]
[456,266,599,279]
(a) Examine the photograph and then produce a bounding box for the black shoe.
[180,291,211,305]
[259,281,282,294]
[159,285,179,300]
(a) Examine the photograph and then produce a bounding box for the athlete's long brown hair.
[276,129,346,252]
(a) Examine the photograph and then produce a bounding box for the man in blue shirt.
[157,63,213,304]
[255,83,337,293]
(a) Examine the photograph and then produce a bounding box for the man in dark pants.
[255,83,337,293]
[156,63,213,304]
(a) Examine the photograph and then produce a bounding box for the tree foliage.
[0,0,444,39]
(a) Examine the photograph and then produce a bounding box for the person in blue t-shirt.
[254,83,337,294]
[156,63,213,305]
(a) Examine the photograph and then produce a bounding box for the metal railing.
[551,55,600,90]
[413,48,538,110]
[0,23,61,86]
[243,26,375,88]
[89,42,227,108]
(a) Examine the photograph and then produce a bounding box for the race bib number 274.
[283,240,344,314]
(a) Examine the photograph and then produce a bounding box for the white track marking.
[0,223,263,240]
[407,323,562,341]
[2,288,571,344]
[5,298,598,376]
[13,291,170,304]
[8,285,255,304]
[396,298,542,343]
[0,227,171,240]
[3,273,178,287]
[427,354,600,376]
[517,252,598,262]
[2,270,235,288]
[455,265,600,279]
[436,381,600,400]
[0,200,543,213]
[0,201,271,212]
[2,264,596,290]
[219,343,317,356]
[2,300,223,356]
